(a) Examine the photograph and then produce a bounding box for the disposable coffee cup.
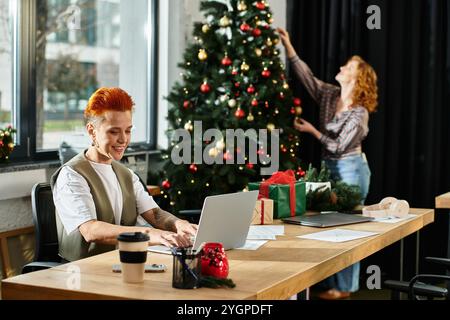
[117,232,150,283]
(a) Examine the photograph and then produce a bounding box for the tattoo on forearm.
[152,208,178,231]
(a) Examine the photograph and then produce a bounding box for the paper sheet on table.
[297,229,379,243]
[235,240,268,250]
[247,225,284,240]
[372,214,416,224]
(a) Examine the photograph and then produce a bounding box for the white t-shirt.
[53,161,159,235]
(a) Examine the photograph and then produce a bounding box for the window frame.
[10,0,158,163]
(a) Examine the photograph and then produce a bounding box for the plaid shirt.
[289,55,369,159]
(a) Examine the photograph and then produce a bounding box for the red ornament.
[201,243,229,279]
[297,169,306,178]
[231,68,239,76]
[235,91,240,97]
[247,85,256,94]
[189,164,198,173]
[264,101,269,108]
[255,1,266,10]
[251,99,259,107]
[261,69,271,78]
[240,23,251,32]
[183,101,191,109]
[282,147,287,153]
[223,151,233,161]
[234,82,240,88]
[246,163,254,170]
[221,56,232,66]
[235,108,245,119]
[252,28,262,37]
[257,149,265,156]
[294,97,302,106]
[200,82,211,93]
[280,74,286,80]
[162,180,171,189]
[290,107,296,114]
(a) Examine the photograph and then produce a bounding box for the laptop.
[148,190,259,254]
[282,212,374,228]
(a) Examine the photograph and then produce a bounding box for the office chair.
[384,257,450,300]
[22,183,65,274]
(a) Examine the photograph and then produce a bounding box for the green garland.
[305,162,361,212]
[199,276,236,288]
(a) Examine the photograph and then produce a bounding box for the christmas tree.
[161,0,304,213]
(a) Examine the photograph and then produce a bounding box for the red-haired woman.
[278,28,378,299]
[51,87,197,262]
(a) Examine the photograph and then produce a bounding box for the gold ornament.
[219,16,230,27]
[273,37,279,45]
[184,122,193,131]
[202,24,210,33]
[283,82,290,90]
[198,49,208,61]
[228,99,237,108]
[208,147,219,158]
[241,61,250,72]
[247,113,254,122]
[215,139,226,150]
[237,1,247,11]
[295,106,303,115]
[266,38,273,46]
[255,48,262,57]
[267,123,275,131]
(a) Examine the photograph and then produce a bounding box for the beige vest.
[50,151,138,261]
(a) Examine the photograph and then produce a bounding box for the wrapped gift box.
[251,198,274,225]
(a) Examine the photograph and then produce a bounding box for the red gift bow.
[258,170,296,217]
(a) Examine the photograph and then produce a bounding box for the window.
[10,0,157,161]
[0,0,13,127]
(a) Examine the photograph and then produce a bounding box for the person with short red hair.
[51,87,197,262]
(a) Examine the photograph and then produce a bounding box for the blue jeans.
[319,153,371,292]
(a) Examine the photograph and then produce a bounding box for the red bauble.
[235,108,245,119]
[251,99,259,107]
[246,163,254,170]
[200,83,211,93]
[282,147,287,153]
[297,170,306,178]
[252,28,262,37]
[247,85,255,94]
[183,101,191,109]
[261,69,271,78]
[240,23,251,32]
[162,180,171,189]
[294,97,302,106]
[255,1,266,10]
[231,68,239,76]
[234,82,240,88]
[221,56,232,66]
[189,164,198,173]
[201,243,229,279]
[223,151,233,161]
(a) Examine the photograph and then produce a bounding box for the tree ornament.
[208,147,219,158]
[240,61,250,72]
[202,24,210,33]
[200,82,211,93]
[183,100,191,109]
[223,151,233,161]
[240,23,251,32]
[246,163,254,170]
[273,37,279,45]
[221,56,232,66]
[247,85,255,94]
[264,101,269,108]
[261,68,271,78]
[252,28,262,37]
[247,113,254,122]
[294,97,302,106]
[215,139,226,150]
[290,107,296,115]
[251,98,259,107]
[255,48,262,57]
[296,106,303,115]
[228,99,237,108]
[266,38,273,46]
[267,123,275,131]
[234,81,240,88]
[256,1,266,10]
[162,180,171,189]
[198,49,208,61]
[283,82,290,90]
[189,164,198,173]
[184,121,194,131]
[279,92,285,99]
[231,68,238,76]
[219,16,230,27]
[219,94,228,103]
[237,1,247,11]
[235,108,245,119]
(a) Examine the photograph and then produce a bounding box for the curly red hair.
[350,56,378,113]
[84,87,135,120]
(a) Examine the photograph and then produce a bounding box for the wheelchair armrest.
[425,257,450,269]
[22,261,64,274]
[408,274,450,300]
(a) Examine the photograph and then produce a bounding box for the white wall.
[157,0,287,149]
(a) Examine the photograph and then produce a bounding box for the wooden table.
[1,208,434,300]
